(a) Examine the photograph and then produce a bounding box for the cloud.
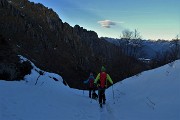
[98,20,116,28]
[97,20,124,28]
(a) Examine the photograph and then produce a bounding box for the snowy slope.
[0,56,101,120]
[111,60,180,120]
[0,56,180,120]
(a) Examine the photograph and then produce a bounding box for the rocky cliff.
[0,0,145,88]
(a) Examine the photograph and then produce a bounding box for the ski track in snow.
[99,102,118,120]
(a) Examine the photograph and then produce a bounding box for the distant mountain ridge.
[104,37,173,59]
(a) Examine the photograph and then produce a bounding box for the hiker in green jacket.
[94,66,113,108]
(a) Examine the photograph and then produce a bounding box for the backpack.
[100,72,107,88]
[89,77,94,88]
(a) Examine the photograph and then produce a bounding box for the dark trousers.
[89,87,95,98]
[98,88,106,104]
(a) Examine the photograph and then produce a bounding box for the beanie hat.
[101,66,106,72]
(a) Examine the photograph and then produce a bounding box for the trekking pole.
[83,84,84,95]
[90,95,92,103]
[90,90,93,103]
[112,84,115,104]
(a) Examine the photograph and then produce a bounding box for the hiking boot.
[100,103,102,108]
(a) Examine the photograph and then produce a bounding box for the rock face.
[0,0,145,88]
[0,35,32,80]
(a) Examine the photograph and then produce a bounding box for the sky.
[29,0,180,40]
[0,55,180,120]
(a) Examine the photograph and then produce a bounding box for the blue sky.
[30,0,180,40]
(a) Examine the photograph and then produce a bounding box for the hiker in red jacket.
[84,72,97,98]
[94,66,113,107]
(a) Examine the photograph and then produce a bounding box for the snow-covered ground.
[0,56,180,120]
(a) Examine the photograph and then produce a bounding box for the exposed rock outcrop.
[0,35,32,80]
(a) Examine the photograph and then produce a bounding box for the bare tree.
[133,29,141,40]
[169,36,180,61]
[121,29,133,40]
[120,29,141,40]
[119,29,143,58]
[176,35,179,40]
